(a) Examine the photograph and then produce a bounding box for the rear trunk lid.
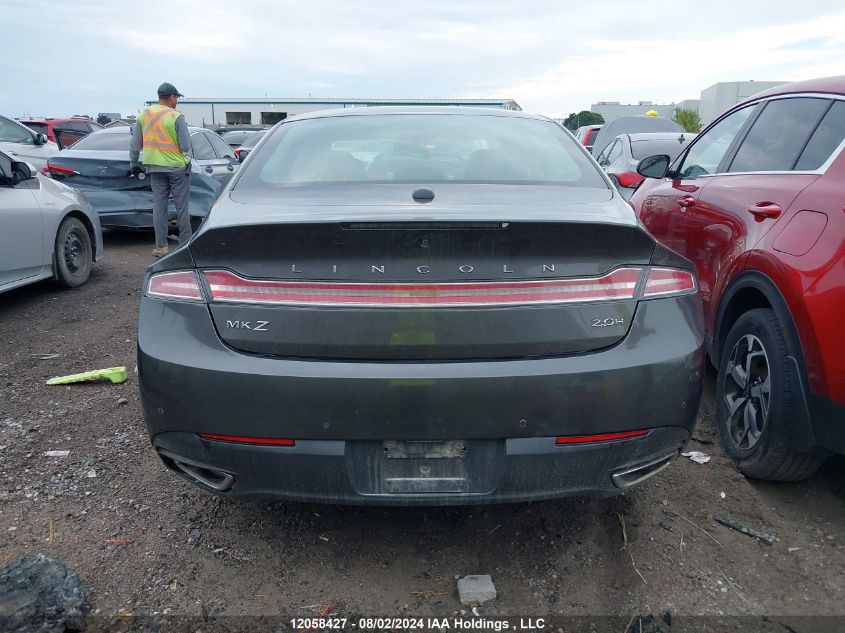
[191,185,656,360]
[46,150,140,190]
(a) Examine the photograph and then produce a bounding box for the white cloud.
[1,0,843,117]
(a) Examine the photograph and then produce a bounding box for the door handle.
[227,165,234,171]
[677,195,696,208]
[748,201,781,221]
[204,166,213,173]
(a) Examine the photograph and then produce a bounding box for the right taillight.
[643,267,697,297]
[146,271,204,300]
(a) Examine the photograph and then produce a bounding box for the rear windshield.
[221,131,255,144]
[239,132,266,149]
[21,122,48,134]
[70,132,130,151]
[631,138,693,160]
[236,114,607,188]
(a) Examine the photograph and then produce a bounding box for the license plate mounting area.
[383,440,466,459]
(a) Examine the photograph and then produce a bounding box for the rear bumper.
[152,428,689,505]
[138,295,705,503]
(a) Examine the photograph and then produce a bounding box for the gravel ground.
[1,231,843,628]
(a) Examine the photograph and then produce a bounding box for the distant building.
[590,101,676,123]
[150,97,522,128]
[698,81,788,125]
[675,99,700,113]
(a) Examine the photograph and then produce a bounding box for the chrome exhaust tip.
[158,449,235,492]
[611,453,674,489]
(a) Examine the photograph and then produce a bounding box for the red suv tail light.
[146,271,204,300]
[643,268,697,297]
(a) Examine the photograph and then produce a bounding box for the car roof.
[737,75,845,106]
[285,106,548,123]
[17,117,93,123]
[92,125,208,134]
[625,132,697,142]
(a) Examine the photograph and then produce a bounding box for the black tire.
[716,308,824,481]
[55,217,92,288]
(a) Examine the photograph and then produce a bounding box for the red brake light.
[556,429,649,445]
[643,268,696,297]
[204,268,644,307]
[234,148,241,158]
[615,171,645,188]
[199,434,295,446]
[146,271,203,300]
[47,164,78,176]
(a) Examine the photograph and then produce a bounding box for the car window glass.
[70,131,130,150]
[678,106,754,178]
[586,128,600,146]
[0,116,34,145]
[207,132,236,158]
[238,114,608,188]
[631,136,694,160]
[191,133,215,160]
[595,141,613,165]
[729,98,830,173]
[0,152,12,186]
[795,100,845,171]
[607,140,623,163]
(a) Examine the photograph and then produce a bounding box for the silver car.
[0,115,58,171]
[0,150,103,293]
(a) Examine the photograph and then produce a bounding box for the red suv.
[631,76,845,481]
[17,117,102,146]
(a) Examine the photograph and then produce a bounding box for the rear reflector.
[146,271,203,300]
[204,268,644,307]
[643,268,696,297]
[556,429,649,445]
[199,434,295,446]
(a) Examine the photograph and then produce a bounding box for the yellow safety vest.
[137,104,189,168]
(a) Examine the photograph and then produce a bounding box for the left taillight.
[614,171,645,188]
[643,267,696,297]
[46,164,78,176]
[146,271,204,301]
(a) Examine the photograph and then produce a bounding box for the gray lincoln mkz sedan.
[138,107,704,504]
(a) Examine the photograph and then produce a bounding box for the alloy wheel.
[724,334,771,450]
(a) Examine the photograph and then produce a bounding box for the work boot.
[152,246,169,258]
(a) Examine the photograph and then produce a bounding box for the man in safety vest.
[129,82,192,257]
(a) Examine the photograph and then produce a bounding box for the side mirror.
[636,154,671,179]
[34,133,49,146]
[11,161,35,185]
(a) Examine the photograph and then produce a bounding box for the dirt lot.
[1,231,843,627]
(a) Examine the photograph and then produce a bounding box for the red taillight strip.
[47,164,78,176]
[643,268,696,297]
[204,268,643,307]
[555,429,649,445]
[199,434,295,446]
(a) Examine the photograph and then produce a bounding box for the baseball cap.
[157,82,184,98]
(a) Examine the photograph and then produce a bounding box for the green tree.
[562,110,604,131]
[673,108,701,133]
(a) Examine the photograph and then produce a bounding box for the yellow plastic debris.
[46,366,128,386]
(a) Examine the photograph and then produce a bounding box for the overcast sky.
[3,0,844,119]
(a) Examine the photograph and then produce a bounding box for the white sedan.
[0,114,58,171]
[0,150,103,294]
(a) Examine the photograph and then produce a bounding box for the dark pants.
[150,170,192,247]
